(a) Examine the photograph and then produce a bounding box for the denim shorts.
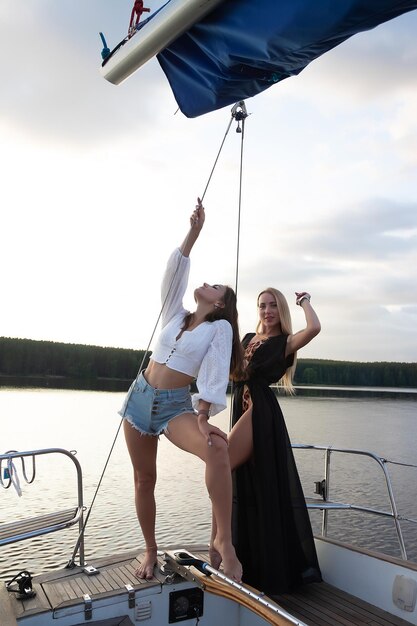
[119,372,194,436]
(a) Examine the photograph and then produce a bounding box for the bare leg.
[210,405,254,569]
[123,421,159,579]
[228,405,254,470]
[165,413,242,582]
[209,510,222,569]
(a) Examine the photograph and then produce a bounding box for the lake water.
[1,386,417,582]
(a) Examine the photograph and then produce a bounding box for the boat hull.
[316,536,417,625]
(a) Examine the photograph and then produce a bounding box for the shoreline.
[1,375,417,398]
[0,374,131,392]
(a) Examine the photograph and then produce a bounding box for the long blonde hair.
[256,288,297,394]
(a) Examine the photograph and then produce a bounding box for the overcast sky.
[1,1,416,363]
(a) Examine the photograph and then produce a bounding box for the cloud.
[232,196,417,347]
[0,0,169,145]
[287,10,417,104]
[281,198,417,260]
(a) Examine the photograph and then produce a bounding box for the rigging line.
[233,112,246,296]
[200,115,234,203]
[130,107,240,368]
[68,419,124,567]
[68,103,245,565]
[386,459,417,469]
[127,108,240,372]
[229,102,248,430]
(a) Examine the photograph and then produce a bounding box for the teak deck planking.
[1,545,414,626]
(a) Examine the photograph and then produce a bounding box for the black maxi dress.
[232,333,321,595]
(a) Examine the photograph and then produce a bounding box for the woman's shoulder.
[241,332,255,346]
[211,318,232,334]
[212,318,232,328]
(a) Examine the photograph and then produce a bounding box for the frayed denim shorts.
[119,372,194,436]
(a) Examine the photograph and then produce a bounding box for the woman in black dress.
[210,288,322,594]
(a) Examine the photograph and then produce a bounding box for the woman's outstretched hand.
[180,198,206,257]
[295,291,311,306]
[190,197,205,232]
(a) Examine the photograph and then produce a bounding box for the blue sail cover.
[156,0,417,117]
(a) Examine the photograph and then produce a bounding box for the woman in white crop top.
[121,199,244,583]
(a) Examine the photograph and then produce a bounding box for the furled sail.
[156,0,417,117]
[101,0,417,118]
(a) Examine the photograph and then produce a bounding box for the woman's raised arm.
[285,292,321,356]
[180,198,205,257]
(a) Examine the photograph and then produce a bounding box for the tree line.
[294,358,417,388]
[0,337,149,381]
[0,337,416,388]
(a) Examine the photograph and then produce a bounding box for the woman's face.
[194,283,226,306]
[258,291,280,333]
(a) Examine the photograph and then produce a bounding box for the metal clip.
[125,584,136,609]
[164,573,178,584]
[83,594,92,620]
[314,479,326,498]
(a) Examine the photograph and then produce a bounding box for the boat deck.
[275,582,413,626]
[1,545,413,626]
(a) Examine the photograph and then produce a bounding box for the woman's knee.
[207,435,230,464]
[134,469,157,492]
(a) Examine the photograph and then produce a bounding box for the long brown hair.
[183,286,244,380]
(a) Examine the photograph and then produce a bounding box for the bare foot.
[135,546,158,580]
[214,540,242,582]
[209,543,222,570]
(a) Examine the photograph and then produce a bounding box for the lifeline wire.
[68,103,249,567]
[386,459,417,469]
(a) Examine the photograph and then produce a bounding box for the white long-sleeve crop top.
[150,247,232,416]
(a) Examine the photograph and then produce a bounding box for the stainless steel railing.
[293,444,417,560]
[0,448,85,565]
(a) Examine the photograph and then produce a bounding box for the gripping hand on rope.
[180,198,205,256]
[190,197,205,232]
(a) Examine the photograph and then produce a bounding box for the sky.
[1,1,417,363]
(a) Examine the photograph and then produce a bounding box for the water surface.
[0,387,416,581]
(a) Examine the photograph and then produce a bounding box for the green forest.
[0,337,149,383]
[0,337,416,389]
[295,358,416,388]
